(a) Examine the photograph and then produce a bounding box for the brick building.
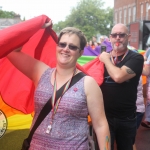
[114,0,150,25]
[114,0,150,50]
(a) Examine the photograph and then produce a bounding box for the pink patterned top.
[29,68,89,150]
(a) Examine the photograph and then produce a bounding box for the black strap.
[27,72,85,143]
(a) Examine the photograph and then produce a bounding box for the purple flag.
[83,46,100,56]
[101,40,112,52]
[83,40,112,56]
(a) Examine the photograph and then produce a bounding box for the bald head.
[111,23,129,34]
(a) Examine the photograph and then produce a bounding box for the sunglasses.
[110,33,128,38]
[58,42,80,51]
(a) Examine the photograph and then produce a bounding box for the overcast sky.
[0,0,114,23]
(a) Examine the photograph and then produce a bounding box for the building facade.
[0,14,22,30]
[114,0,150,25]
[114,0,150,50]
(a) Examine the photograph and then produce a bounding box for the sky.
[0,0,114,23]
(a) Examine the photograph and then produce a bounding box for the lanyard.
[52,68,76,118]
[110,50,128,65]
[46,68,77,134]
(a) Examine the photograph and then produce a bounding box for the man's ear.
[128,34,131,42]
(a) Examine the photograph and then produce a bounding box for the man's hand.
[42,20,52,28]
[99,52,111,63]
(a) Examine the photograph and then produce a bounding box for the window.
[141,4,143,20]
[133,6,136,22]
[119,10,122,22]
[146,3,149,20]
[128,7,131,23]
[115,12,117,24]
[124,9,126,24]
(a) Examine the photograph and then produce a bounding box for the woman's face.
[56,33,83,68]
[89,41,92,46]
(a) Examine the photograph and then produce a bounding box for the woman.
[6,23,110,149]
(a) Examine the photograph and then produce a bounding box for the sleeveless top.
[29,68,89,150]
[146,55,150,101]
[136,76,145,113]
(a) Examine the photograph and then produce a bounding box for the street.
[135,125,150,150]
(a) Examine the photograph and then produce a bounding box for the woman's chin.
[58,61,68,66]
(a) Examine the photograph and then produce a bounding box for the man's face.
[100,37,104,43]
[110,24,131,52]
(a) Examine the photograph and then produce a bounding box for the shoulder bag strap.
[27,72,86,143]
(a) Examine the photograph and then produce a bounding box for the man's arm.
[85,76,110,150]
[99,52,143,83]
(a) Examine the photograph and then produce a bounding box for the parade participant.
[99,23,144,150]
[127,46,145,150]
[141,55,150,128]
[6,22,110,150]
[133,76,145,150]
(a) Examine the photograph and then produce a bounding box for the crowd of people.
[2,18,150,150]
[86,35,112,50]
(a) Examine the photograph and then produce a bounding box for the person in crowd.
[90,40,96,50]
[92,36,98,47]
[141,54,150,128]
[92,36,97,43]
[133,76,145,150]
[127,46,145,150]
[99,36,105,45]
[144,46,150,61]
[99,23,144,150]
[6,21,110,150]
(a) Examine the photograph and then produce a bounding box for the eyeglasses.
[110,33,128,38]
[57,42,80,51]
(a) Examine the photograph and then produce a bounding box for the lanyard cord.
[110,50,129,65]
[51,68,77,122]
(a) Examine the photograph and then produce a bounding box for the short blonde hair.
[58,27,87,50]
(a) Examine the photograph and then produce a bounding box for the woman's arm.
[142,61,150,76]
[85,76,110,150]
[7,48,49,86]
[6,21,52,86]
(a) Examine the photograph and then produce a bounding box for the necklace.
[110,50,129,65]
[46,68,77,134]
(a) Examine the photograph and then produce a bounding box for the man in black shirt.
[99,23,144,150]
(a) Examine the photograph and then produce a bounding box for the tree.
[53,0,113,41]
[0,10,18,18]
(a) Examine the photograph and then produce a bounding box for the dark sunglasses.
[58,42,80,51]
[110,33,128,38]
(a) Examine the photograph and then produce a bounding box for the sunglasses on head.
[58,42,80,51]
[110,33,128,38]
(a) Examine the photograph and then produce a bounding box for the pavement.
[135,124,150,150]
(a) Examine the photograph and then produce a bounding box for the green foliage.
[53,0,113,41]
[0,10,17,18]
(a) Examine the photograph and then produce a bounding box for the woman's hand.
[42,20,52,28]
